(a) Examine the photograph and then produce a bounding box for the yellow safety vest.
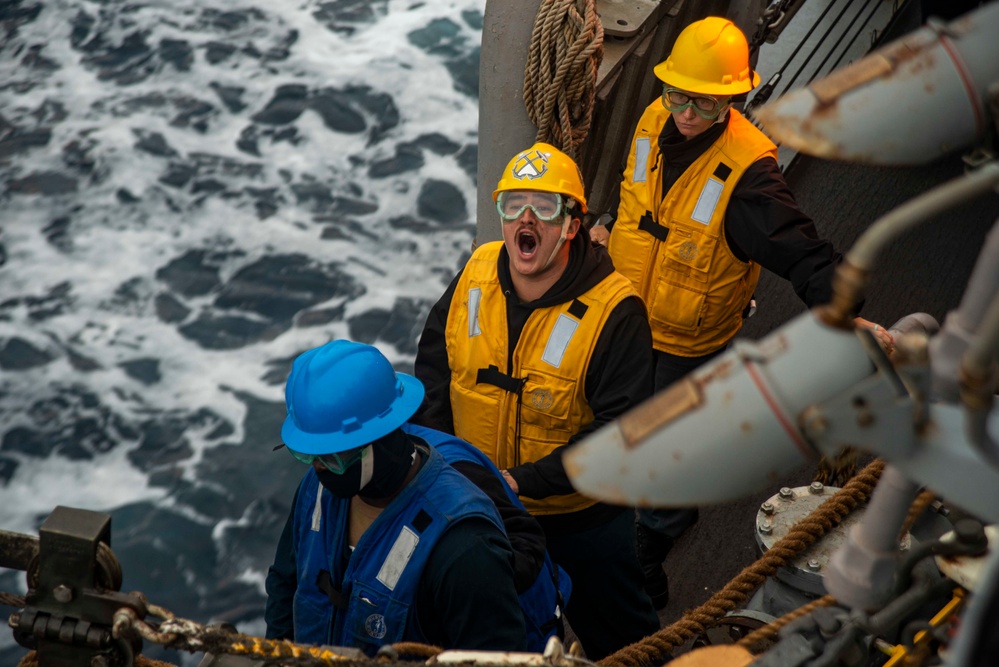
[610,103,778,356]
[445,241,638,516]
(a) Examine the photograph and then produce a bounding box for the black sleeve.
[416,518,527,651]
[413,272,462,434]
[450,460,547,594]
[509,296,654,500]
[264,496,298,640]
[725,157,841,308]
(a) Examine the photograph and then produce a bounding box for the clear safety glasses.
[496,190,565,224]
[661,86,726,120]
[287,444,370,474]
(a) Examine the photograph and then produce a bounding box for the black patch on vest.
[713,163,733,181]
[476,364,525,394]
[412,509,432,534]
[567,299,588,320]
[638,212,669,241]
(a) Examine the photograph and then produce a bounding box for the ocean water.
[0,0,483,663]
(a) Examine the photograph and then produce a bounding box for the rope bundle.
[523,0,603,159]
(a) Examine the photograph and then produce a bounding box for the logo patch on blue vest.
[365,613,388,639]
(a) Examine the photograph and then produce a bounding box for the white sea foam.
[0,1,485,639]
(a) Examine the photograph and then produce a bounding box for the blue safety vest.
[403,423,572,652]
[291,444,503,654]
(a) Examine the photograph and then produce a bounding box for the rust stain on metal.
[810,54,894,105]
[741,420,753,434]
[619,379,703,449]
[757,333,791,360]
[697,358,736,384]
[672,451,682,461]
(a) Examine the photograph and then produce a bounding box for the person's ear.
[564,216,581,240]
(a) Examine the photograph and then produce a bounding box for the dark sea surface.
[0,1,484,663]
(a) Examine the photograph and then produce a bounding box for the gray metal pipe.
[824,465,921,612]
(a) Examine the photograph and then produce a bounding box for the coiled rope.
[523,0,603,159]
[597,459,886,667]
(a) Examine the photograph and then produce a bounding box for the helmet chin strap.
[540,213,573,271]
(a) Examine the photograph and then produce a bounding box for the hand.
[589,224,610,247]
[854,317,894,354]
[501,469,519,494]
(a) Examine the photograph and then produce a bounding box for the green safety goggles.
[286,444,370,474]
[661,86,726,120]
[496,190,566,224]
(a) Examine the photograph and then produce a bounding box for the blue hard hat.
[281,340,425,455]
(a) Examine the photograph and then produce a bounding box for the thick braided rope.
[901,489,935,537]
[597,459,886,667]
[736,594,836,652]
[523,0,603,159]
[735,486,936,655]
[386,641,443,658]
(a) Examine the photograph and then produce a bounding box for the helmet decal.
[511,149,550,181]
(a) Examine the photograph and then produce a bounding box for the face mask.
[315,429,416,500]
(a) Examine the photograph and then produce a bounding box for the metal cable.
[781,0,856,93]
[827,0,885,71]
[808,0,881,84]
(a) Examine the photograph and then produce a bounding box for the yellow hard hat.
[654,17,760,96]
[493,142,587,213]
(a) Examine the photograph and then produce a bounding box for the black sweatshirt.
[414,232,654,535]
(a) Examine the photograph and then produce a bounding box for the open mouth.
[517,229,538,257]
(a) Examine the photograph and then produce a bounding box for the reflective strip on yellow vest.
[445,241,638,516]
[610,104,777,356]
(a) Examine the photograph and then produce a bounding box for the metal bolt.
[53,585,73,603]
[779,487,793,499]
[8,612,21,629]
[760,501,775,515]
[809,481,825,494]
[759,520,773,535]
[807,559,821,571]
[91,656,110,667]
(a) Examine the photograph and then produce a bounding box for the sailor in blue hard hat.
[280,339,426,499]
[263,339,531,654]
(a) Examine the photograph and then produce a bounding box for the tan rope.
[737,594,836,653]
[384,641,442,659]
[734,482,936,657]
[901,489,935,537]
[523,0,603,160]
[597,459,886,667]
